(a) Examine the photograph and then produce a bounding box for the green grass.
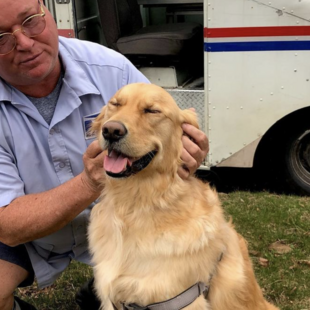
[17,261,93,310]
[17,191,310,310]
[221,191,310,310]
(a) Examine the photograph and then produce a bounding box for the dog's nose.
[102,121,127,142]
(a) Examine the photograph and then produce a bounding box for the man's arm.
[0,141,104,247]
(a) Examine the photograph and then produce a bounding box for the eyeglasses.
[0,1,46,56]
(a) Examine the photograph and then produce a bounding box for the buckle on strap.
[197,282,207,295]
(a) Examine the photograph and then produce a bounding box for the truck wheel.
[284,127,310,195]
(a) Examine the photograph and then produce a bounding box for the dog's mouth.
[104,149,157,178]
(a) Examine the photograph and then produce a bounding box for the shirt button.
[59,162,65,168]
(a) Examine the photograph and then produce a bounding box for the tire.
[283,127,310,195]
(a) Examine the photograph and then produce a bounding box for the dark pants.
[0,241,100,309]
[0,242,35,287]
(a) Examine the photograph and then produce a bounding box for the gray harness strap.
[121,282,208,310]
[118,252,224,310]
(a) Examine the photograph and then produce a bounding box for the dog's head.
[92,83,199,179]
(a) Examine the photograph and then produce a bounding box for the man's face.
[0,0,60,89]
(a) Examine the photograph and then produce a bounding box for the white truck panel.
[206,0,310,28]
[205,0,310,166]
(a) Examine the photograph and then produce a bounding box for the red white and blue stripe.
[204,26,310,52]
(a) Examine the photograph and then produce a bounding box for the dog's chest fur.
[89,178,227,309]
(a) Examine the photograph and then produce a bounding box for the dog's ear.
[90,106,107,135]
[180,109,199,129]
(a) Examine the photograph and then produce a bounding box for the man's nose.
[13,29,34,51]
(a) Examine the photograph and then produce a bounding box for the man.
[0,0,209,309]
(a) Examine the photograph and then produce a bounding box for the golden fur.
[89,83,279,310]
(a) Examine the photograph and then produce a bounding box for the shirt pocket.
[85,136,97,147]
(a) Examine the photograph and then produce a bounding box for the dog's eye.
[144,108,161,114]
[109,101,121,107]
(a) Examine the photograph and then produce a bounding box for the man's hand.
[178,123,209,179]
[81,141,106,193]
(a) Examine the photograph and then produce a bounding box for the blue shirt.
[0,37,149,288]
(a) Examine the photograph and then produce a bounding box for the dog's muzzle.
[102,121,157,178]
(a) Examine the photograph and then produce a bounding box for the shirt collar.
[58,39,100,97]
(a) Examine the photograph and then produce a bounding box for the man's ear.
[181,109,199,129]
[90,106,107,135]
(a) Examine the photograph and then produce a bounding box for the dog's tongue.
[104,150,132,173]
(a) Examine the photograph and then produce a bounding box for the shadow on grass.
[196,167,290,195]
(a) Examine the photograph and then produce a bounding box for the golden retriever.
[88,83,279,310]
